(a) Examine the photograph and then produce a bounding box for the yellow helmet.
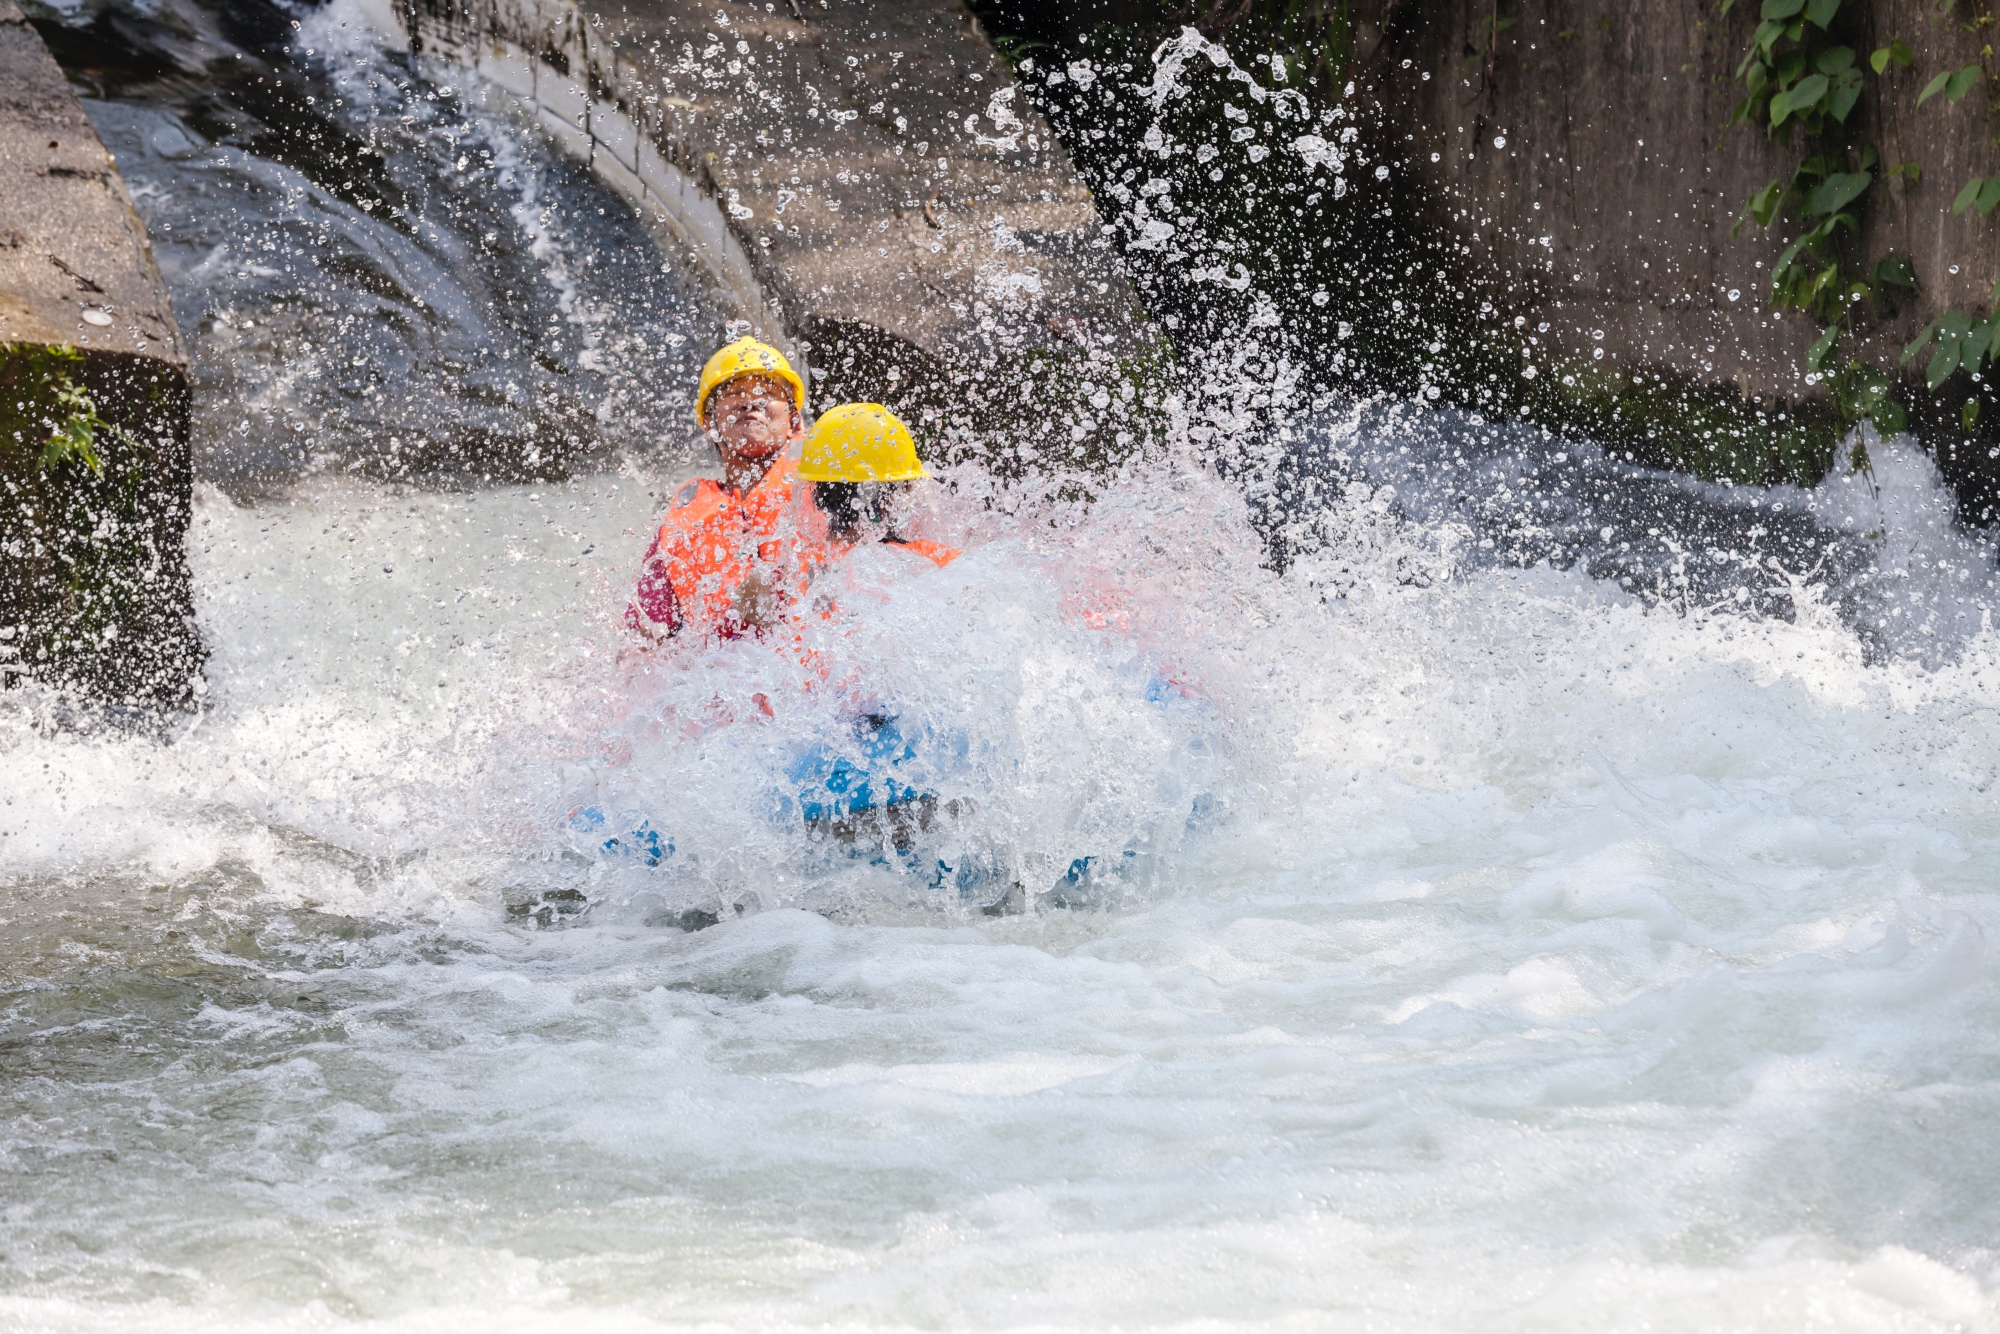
[695,336,805,426]
[797,403,930,482]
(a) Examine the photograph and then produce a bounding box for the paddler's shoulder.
[669,476,719,508]
[657,476,727,529]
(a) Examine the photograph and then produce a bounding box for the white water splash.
[3,429,2000,1328]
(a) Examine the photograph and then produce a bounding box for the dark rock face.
[0,0,203,712]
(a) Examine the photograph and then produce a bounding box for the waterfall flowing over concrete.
[400,0,1154,420]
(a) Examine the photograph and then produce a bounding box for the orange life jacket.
[886,536,961,568]
[628,458,820,640]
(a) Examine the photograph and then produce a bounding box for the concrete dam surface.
[0,0,181,358]
[401,0,1152,416]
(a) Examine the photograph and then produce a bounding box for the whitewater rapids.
[3,428,1998,1331]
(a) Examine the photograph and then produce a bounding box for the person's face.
[820,480,919,542]
[707,375,801,466]
[858,482,918,533]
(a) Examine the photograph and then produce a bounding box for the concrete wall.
[1372,0,2000,398]
[396,0,1155,420]
[0,0,202,711]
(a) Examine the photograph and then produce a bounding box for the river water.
[4,3,2000,1331]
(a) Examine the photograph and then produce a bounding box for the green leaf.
[39,417,104,475]
[1774,233,1812,277]
[1946,176,2000,216]
[1872,397,1908,435]
[1754,18,1786,53]
[1887,160,1922,184]
[1925,311,1979,388]
[1807,323,1840,370]
[1876,38,1914,71]
[1858,143,1880,172]
[1827,70,1864,121]
[1761,0,1806,17]
[1966,398,1982,430]
[1772,72,1830,124]
[1872,254,1917,288]
[1929,342,1963,389]
[1975,332,1998,377]
[1804,170,1871,216]
[1814,46,1855,75]
[1925,63,1989,107]
[1903,318,1941,364]
[1748,178,1787,227]
[1803,0,1839,25]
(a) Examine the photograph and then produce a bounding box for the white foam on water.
[3,434,2000,1332]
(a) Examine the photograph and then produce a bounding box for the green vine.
[1,342,111,475]
[1724,0,1917,452]
[1725,0,2000,460]
[1902,50,2000,402]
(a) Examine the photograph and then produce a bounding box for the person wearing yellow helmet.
[797,403,959,569]
[627,336,813,642]
[781,403,962,862]
[693,335,807,492]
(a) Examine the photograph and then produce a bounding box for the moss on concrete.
[1511,360,1841,486]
